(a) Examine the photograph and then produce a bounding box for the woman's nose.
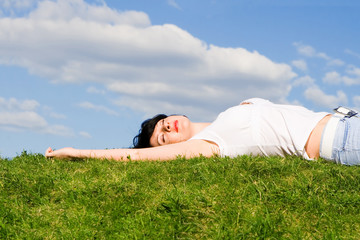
[165,122,171,131]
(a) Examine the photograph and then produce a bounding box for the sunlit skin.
[149,115,208,147]
[45,116,214,161]
[45,102,328,161]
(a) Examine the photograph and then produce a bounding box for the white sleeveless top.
[191,98,329,159]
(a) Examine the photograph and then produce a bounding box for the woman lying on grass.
[45,98,360,165]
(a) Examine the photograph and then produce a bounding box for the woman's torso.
[191,98,329,159]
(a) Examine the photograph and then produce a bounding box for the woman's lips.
[174,120,179,132]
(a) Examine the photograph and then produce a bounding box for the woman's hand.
[45,147,79,159]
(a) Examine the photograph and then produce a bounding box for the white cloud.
[304,86,348,108]
[323,71,342,85]
[347,65,360,76]
[28,0,150,27]
[0,111,47,129]
[113,97,219,121]
[353,96,360,109]
[0,97,39,111]
[293,42,345,66]
[293,42,330,60]
[1,0,33,9]
[292,75,315,87]
[0,0,37,16]
[345,49,360,60]
[327,58,345,66]
[79,131,92,138]
[167,0,182,10]
[0,97,73,136]
[87,86,106,95]
[0,0,297,119]
[44,124,74,136]
[42,105,67,119]
[344,65,360,85]
[78,101,119,116]
[48,112,67,119]
[322,67,360,86]
[294,43,316,57]
[292,59,307,71]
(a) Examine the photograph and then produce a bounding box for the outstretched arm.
[45,139,219,161]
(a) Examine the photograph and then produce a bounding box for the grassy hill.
[1,152,360,239]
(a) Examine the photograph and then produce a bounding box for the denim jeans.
[320,117,360,165]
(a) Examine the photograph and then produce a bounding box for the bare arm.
[45,139,219,161]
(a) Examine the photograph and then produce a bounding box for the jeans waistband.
[320,107,359,160]
[320,115,341,160]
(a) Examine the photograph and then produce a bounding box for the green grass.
[1,152,360,239]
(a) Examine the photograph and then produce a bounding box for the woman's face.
[150,115,192,147]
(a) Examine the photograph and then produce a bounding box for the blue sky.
[0,0,359,158]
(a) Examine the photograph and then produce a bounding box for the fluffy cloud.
[327,59,345,66]
[344,66,360,85]
[304,87,348,108]
[78,101,119,116]
[0,97,39,111]
[292,75,315,87]
[0,97,73,136]
[345,49,360,60]
[0,0,37,16]
[322,67,360,86]
[86,86,106,95]
[323,71,342,85]
[28,0,150,26]
[293,42,330,60]
[353,96,360,109]
[293,42,344,66]
[79,131,92,138]
[292,59,307,72]
[167,0,182,10]
[0,0,297,119]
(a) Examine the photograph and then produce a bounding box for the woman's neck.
[190,122,211,138]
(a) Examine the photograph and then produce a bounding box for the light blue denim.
[320,116,360,165]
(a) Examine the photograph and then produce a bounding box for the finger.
[45,147,53,157]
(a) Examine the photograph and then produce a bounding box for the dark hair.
[133,114,168,148]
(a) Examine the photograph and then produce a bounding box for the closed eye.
[158,119,166,145]
[158,133,165,145]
